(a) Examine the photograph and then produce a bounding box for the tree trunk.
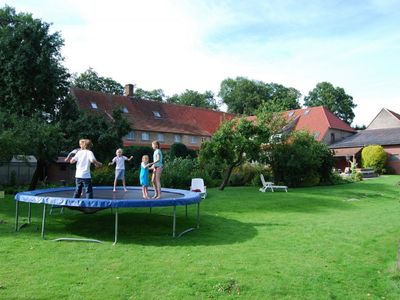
[29,159,45,191]
[219,164,235,191]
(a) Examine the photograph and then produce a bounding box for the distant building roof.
[330,127,400,149]
[247,106,355,141]
[71,88,235,136]
[284,106,355,141]
[366,108,400,130]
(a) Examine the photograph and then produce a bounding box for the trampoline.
[15,186,202,244]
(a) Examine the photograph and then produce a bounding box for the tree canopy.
[303,82,356,124]
[199,117,272,190]
[167,90,218,110]
[134,88,166,101]
[219,77,301,115]
[0,5,69,120]
[72,68,124,95]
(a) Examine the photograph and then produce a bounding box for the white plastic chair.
[259,174,288,192]
[190,178,207,199]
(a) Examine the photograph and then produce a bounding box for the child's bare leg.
[123,178,127,191]
[151,172,157,198]
[113,179,117,192]
[144,186,149,198]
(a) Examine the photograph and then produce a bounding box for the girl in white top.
[109,148,133,192]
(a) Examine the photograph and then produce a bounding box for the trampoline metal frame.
[15,190,201,244]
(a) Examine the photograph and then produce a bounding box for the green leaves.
[0,5,69,120]
[219,77,301,115]
[71,68,123,95]
[167,89,218,110]
[304,82,356,124]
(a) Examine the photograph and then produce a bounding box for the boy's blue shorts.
[115,169,125,180]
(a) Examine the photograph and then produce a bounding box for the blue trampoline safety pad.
[15,186,202,208]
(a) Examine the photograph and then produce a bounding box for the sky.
[3,0,400,126]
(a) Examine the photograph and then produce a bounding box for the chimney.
[124,84,134,97]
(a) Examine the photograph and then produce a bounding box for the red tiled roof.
[247,106,355,141]
[71,88,235,136]
[283,106,355,141]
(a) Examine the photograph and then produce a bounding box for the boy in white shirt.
[70,139,102,198]
[109,148,133,192]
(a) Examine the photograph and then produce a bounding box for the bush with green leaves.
[168,143,197,159]
[123,146,153,170]
[92,166,139,186]
[361,145,387,173]
[229,163,266,186]
[268,131,335,187]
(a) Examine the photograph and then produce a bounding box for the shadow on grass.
[6,207,262,246]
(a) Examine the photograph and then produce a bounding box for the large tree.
[199,116,271,190]
[72,68,123,95]
[304,82,356,124]
[134,88,165,101]
[167,90,218,110]
[219,77,301,115]
[0,6,69,120]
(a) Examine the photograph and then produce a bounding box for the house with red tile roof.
[71,86,235,150]
[330,108,400,173]
[281,106,356,144]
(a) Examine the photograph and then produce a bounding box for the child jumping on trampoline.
[140,155,152,199]
[70,139,102,199]
[150,140,163,199]
[109,148,133,192]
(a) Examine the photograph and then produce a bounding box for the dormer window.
[288,111,294,117]
[122,107,128,113]
[90,102,98,109]
[153,111,161,118]
[304,109,311,116]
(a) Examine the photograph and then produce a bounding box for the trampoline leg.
[185,205,188,218]
[15,201,19,231]
[41,204,47,239]
[113,208,118,245]
[197,203,200,229]
[150,207,152,214]
[28,203,31,224]
[172,205,176,238]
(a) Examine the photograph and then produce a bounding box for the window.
[190,136,198,144]
[389,154,400,162]
[304,109,311,116]
[288,111,294,117]
[141,132,150,141]
[157,133,165,142]
[125,131,135,140]
[90,102,98,109]
[153,111,161,118]
[122,106,128,113]
[174,135,182,143]
[314,131,320,139]
[330,133,335,143]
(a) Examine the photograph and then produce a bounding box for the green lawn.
[1,176,400,299]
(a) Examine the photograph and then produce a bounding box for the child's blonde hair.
[116,148,123,155]
[79,139,92,150]
[142,155,149,161]
[152,140,160,149]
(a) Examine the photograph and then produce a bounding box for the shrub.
[268,131,335,187]
[162,157,197,189]
[123,146,153,170]
[361,145,387,173]
[169,142,197,159]
[92,166,139,186]
[229,163,266,186]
